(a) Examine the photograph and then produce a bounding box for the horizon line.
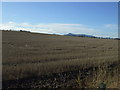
[1,29,119,39]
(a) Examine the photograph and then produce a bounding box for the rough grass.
[2,30,119,88]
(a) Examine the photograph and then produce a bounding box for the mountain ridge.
[64,33,118,40]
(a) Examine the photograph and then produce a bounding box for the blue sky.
[1,2,118,38]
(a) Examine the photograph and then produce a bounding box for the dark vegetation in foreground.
[2,30,120,88]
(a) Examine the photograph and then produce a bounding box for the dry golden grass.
[2,30,119,88]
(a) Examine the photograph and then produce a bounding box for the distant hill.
[64,33,118,40]
[64,33,96,38]
[1,30,119,40]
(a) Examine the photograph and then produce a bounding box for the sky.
[1,0,120,2]
[1,2,118,38]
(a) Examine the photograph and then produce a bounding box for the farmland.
[2,30,119,88]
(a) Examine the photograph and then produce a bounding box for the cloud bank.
[0,21,118,38]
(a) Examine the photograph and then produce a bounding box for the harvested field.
[2,30,120,88]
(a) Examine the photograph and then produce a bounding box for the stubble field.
[2,30,120,88]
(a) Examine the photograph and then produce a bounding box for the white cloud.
[0,21,118,38]
[104,24,118,30]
